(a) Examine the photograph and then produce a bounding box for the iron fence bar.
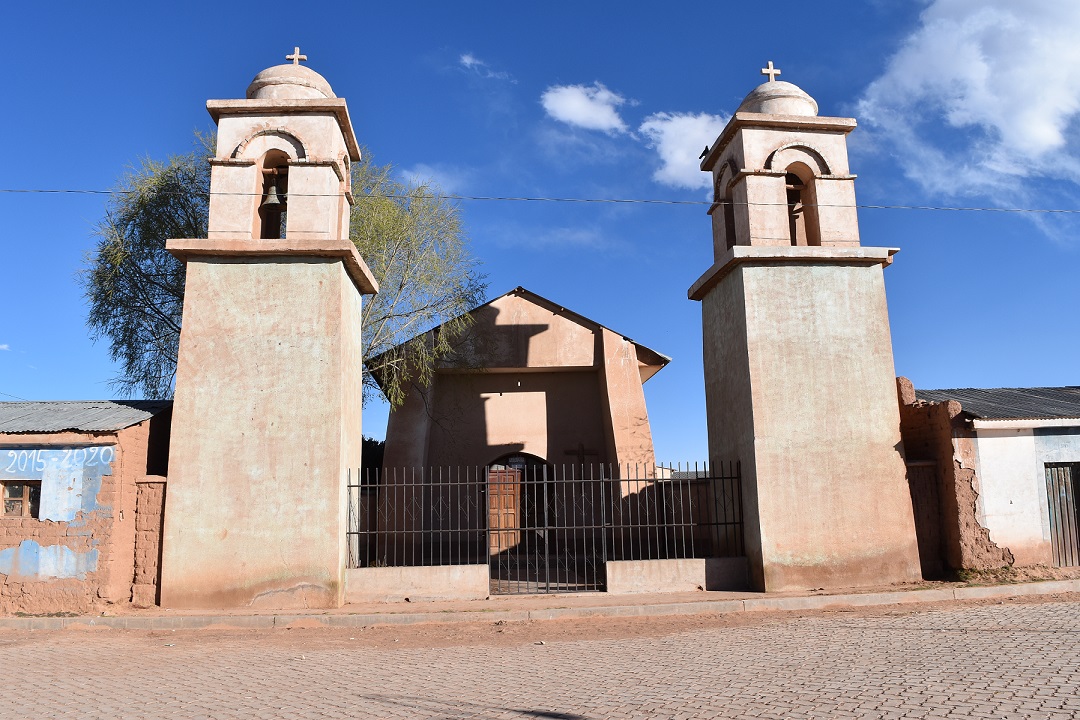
[600,462,609,587]
[348,460,743,593]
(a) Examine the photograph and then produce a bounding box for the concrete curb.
[1,579,1078,632]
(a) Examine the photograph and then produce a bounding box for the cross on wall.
[564,442,599,467]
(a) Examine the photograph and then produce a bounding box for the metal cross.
[286,46,308,65]
[760,60,781,82]
[564,443,598,466]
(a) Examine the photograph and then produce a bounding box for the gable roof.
[914,387,1080,421]
[0,400,173,434]
[369,286,671,388]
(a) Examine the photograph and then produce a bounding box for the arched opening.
[711,165,739,252]
[723,193,737,250]
[784,163,820,246]
[257,150,290,239]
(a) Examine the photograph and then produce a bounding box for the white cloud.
[857,0,1080,201]
[488,221,610,250]
[459,53,514,82]
[541,83,630,134]
[638,112,729,190]
[400,163,473,195]
[0,344,9,351]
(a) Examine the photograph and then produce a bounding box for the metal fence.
[347,461,743,594]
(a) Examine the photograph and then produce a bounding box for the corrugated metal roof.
[914,387,1080,421]
[0,400,172,433]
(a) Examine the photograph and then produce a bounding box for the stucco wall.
[161,258,356,609]
[383,291,662,471]
[424,371,605,467]
[971,426,1080,567]
[973,429,1049,566]
[701,269,761,576]
[451,293,596,370]
[598,329,657,471]
[703,261,920,591]
[0,425,150,614]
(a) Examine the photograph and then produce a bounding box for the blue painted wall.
[0,540,99,579]
[1,445,114,580]
[1,446,114,521]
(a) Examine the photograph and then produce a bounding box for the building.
[689,66,921,591]
[899,379,1080,574]
[380,287,670,473]
[158,51,378,609]
[0,400,172,613]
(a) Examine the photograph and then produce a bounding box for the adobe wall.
[0,425,150,614]
[896,377,1014,572]
[132,477,167,607]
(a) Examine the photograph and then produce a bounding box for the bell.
[261,182,285,208]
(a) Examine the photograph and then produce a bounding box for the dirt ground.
[2,590,1077,654]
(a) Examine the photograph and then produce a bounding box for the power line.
[0,390,29,401]
[4,187,1080,214]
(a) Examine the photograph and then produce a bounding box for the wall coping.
[166,238,378,295]
[689,246,898,301]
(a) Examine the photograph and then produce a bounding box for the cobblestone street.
[1,599,1078,719]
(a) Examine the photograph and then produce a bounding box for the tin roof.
[0,400,172,433]
[914,387,1080,421]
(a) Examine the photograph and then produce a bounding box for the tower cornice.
[206,98,361,160]
[701,112,857,172]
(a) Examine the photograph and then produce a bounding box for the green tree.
[83,134,486,405]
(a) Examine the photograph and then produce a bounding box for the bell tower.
[160,49,378,609]
[690,64,921,592]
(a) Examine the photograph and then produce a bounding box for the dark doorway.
[1046,463,1080,567]
[487,453,602,594]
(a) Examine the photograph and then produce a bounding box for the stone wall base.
[605,558,749,594]
[345,565,490,603]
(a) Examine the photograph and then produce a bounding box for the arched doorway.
[487,453,552,556]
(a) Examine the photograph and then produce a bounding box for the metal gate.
[487,465,604,594]
[347,462,743,595]
[1046,463,1080,567]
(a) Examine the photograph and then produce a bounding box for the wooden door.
[488,469,521,555]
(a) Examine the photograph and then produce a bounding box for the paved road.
[1,600,1079,719]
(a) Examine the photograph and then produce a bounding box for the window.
[2,481,40,518]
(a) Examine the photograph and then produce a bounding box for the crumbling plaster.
[0,425,156,615]
[897,378,1015,572]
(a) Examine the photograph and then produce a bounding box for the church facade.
[5,56,1078,614]
[380,287,669,474]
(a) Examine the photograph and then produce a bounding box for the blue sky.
[2,1,1079,461]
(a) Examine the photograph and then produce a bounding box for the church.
[378,286,670,473]
[1,54,1078,614]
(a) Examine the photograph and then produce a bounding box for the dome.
[737,80,818,117]
[246,64,336,100]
